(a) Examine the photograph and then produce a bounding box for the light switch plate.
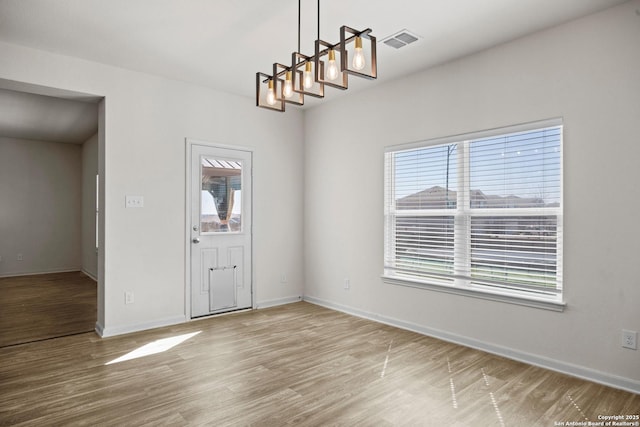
[125,195,144,208]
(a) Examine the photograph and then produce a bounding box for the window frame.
[382,119,565,311]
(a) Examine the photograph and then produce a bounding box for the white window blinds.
[384,120,563,299]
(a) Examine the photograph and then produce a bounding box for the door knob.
[192,238,200,244]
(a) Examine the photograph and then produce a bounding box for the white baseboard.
[0,268,81,278]
[97,314,187,338]
[303,295,640,395]
[81,270,98,281]
[96,297,302,339]
[94,321,105,337]
[256,295,302,309]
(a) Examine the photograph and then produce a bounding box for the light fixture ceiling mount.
[256,0,377,112]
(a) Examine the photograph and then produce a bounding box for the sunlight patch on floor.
[105,331,201,365]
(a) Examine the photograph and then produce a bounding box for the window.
[383,119,563,310]
[200,157,242,233]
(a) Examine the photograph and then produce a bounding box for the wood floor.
[0,271,97,347]
[0,302,637,426]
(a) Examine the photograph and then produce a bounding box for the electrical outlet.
[622,330,637,350]
[344,278,350,290]
[17,253,23,261]
[125,291,134,305]
[280,274,287,284]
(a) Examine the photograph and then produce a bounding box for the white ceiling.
[0,0,628,140]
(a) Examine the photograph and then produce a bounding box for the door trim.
[184,139,255,320]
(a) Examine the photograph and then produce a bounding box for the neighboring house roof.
[396,186,551,209]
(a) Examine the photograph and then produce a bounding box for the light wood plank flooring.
[0,302,637,426]
[0,272,97,347]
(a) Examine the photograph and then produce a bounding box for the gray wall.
[303,1,640,392]
[0,136,82,276]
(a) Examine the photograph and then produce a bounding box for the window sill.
[381,275,566,312]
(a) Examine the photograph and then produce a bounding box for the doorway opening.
[0,80,105,346]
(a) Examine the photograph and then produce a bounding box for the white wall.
[0,136,82,276]
[1,0,637,394]
[304,1,640,392]
[81,132,98,279]
[0,41,305,336]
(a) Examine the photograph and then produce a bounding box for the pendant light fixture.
[256,0,377,112]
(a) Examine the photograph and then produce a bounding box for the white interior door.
[190,144,252,318]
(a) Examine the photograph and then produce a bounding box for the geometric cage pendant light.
[257,0,377,112]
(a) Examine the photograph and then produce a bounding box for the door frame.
[184,138,255,319]
[0,78,106,335]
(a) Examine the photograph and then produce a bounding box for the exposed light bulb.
[283,70,293,98]
[326,49,339,81]
[303,62,314,89]
[266,80,276,105]
[352,36,366,70]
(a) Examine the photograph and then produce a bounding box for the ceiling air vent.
[382,29,420,49]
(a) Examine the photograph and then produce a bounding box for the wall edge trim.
[99,314,187,338]
[256,295,303,309]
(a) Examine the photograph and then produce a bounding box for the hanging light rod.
[256,0,377,112]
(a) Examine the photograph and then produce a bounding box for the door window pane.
[201,157,242,232]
